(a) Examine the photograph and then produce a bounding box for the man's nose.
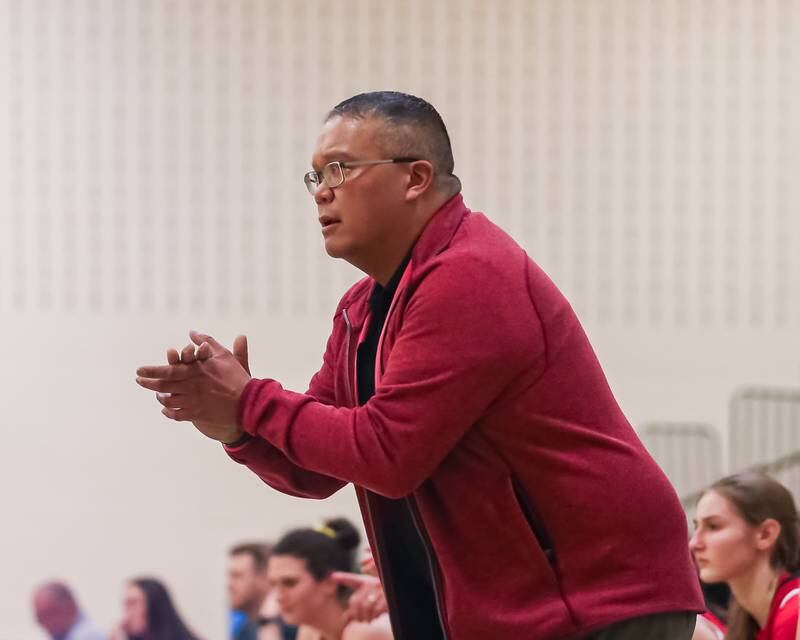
[314,182,333,205]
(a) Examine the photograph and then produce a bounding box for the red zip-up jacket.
[226,194,703,639]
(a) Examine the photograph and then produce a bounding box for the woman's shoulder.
[766,576,800,639]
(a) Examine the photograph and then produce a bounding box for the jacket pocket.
[511,475,556,566]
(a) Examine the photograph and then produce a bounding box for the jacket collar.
[410,192,468,267]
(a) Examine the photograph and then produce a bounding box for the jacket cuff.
[222,432,253,450]
[236,377,262,436]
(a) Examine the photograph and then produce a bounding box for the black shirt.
[356,256,444,640]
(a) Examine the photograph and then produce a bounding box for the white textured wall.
[1,1,798,638]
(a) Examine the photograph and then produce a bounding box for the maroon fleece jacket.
[226,194,703,639]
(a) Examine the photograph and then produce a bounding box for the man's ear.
[404,160,436,202]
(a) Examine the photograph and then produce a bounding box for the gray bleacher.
[639,386,800,513]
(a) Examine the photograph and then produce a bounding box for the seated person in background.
[267,518,392,640]
[109,576,202,640]
[690,471,800,640]
[229,542,296,640]
[32,581,104,640]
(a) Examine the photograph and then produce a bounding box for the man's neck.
[362,191,454,285]
[370,243,414,287]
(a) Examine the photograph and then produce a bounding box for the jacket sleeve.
[237,258,546,498]
[223,312,348,499]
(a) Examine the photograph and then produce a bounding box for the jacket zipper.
[407,495,451,639]
[341,308,354,407]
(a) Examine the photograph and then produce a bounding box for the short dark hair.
[327,91,458,189]
[229,542,272,573]
[36,582,77,609]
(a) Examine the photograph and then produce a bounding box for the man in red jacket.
[137,91,703,639]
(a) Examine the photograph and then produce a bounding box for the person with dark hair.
[137,90,703,639]
[109,577,201,640]
[228,542,297,640]
[32,581,104,640]
[267,518,391,640]
[690,471,800,640]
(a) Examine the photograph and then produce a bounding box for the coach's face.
[309,115,412,270]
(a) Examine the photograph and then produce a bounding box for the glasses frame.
[304,157,420,195]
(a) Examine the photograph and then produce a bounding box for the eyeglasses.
[303,158,420,195]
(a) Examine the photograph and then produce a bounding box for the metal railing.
[638,422,722,510]
[729,386,800,474]
[638,386,800,510]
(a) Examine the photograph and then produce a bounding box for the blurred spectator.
[32,581,104,640]
[229,610,249,639]
[109,577,201,640]
[228,542,296,640]
[268,518,391,640]
[690,471,800,640]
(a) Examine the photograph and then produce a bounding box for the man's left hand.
[136,331,252,444]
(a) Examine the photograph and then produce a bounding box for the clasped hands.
[136,330,252,444]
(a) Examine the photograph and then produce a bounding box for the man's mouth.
[319,215,339,228]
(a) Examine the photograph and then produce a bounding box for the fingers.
[360,549,377,577]
[361,591,386,622]
[161,407,194,421]
[330,572,378,589]
[167,348,181,365]
[195,341,213,361]
[233,334,250,374]
[155,392,192,410]
[189,330,223,354]
[181,343,197,363]
[340,582,386,624]
[136,377,190,393]
[136,364,195,380]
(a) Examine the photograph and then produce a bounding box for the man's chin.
[323,237,349,259]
